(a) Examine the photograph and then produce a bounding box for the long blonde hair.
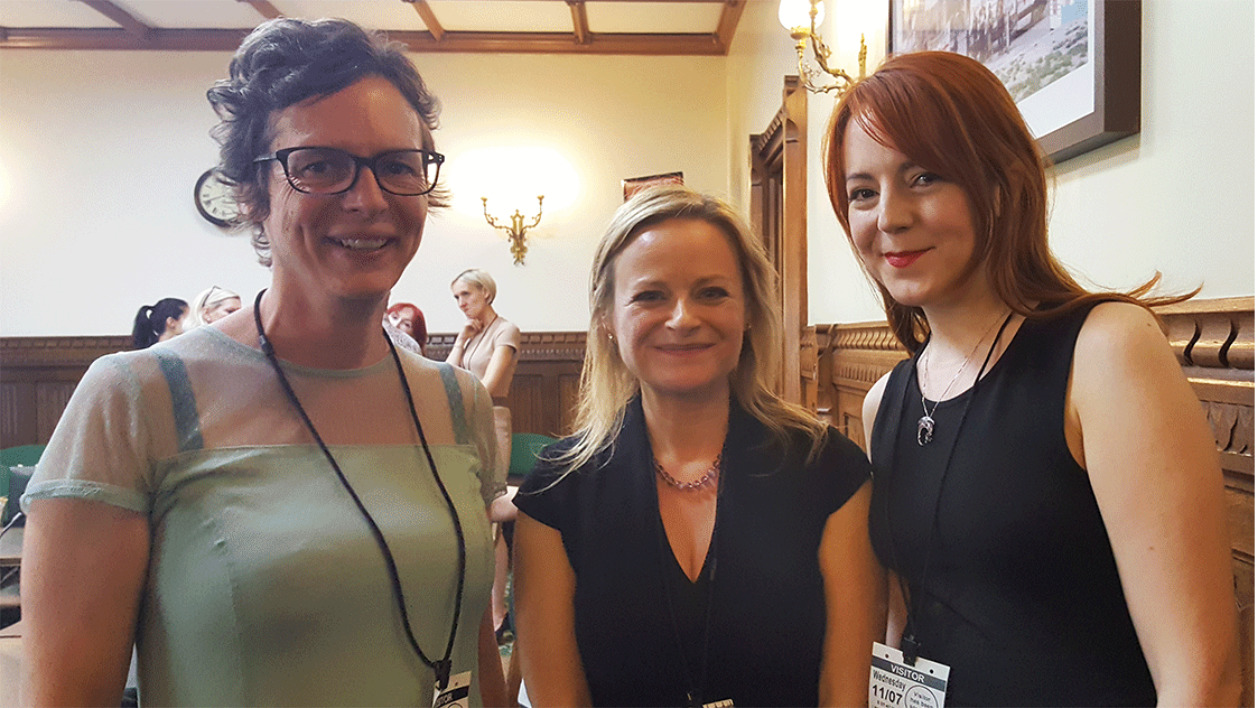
[555,185,828,474]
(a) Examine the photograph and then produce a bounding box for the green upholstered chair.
[507,432,557,482]
[0,445,45,468]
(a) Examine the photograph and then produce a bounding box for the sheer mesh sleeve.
[22,353,170,514]
[463,368,505,505]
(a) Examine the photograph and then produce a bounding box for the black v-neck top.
[516,398,871,707]
[869,304,1156,706]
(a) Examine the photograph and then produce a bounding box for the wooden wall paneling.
[799,326,820,414]
[409,330,587,439]
[0,382,36,447]
[558,371,582,436]
[506,373,547,439]
[3,332,585,447]
[750,76,808,405]
[0,336,130,448]
[811,325,836,428]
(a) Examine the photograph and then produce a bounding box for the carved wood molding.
[829,298,1255,379]
[823,297,1255,482]
[0,336,131,369]
[1159,296,1254,370]
[424,331,587,363]
[0,331,589,370]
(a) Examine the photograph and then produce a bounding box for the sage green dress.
[24,327,502,706]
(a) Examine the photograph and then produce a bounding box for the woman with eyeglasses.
[21,18,507,706]
[189,285,243,327]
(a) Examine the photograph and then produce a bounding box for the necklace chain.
[917,310,1009,446]
[654,453,721,491]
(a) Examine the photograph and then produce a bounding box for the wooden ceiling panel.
[120,0,264,29]
[277,0,427,32]
[0,0,118,28]
[427,0,575,33]
[586,1,723,34]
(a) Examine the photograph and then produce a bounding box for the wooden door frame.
[749,76,808,403]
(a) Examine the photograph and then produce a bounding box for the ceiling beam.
[238,0,283,21]
[714,0,745,53]
[567,1,590,45]
[405,0,445,42]
[76,0,151,39]
[0,28,729,55]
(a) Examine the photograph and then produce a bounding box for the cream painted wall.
[2,0,1251,336]
[729,0,1255,326]
[0,49,727,336]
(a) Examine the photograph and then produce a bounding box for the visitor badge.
[869,641,949,708]
[432,670,471,708]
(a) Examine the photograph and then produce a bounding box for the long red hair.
[824,51,1183,353]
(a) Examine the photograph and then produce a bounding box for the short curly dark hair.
[207,18,447,265]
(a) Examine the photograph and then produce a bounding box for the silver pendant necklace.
[917,310,1010,446]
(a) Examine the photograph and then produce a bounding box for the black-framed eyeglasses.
[254,146,444,197]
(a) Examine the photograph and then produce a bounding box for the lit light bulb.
[778,0,823,31]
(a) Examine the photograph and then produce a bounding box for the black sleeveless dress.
[869,305,1156,706]
[517,398,871,707]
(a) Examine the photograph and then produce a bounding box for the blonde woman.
[189,285,242,327]
[513,186,885,706]
[447,268,521,638]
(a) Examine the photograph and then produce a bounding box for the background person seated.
[130,298,189,350]
[189,286,242,327]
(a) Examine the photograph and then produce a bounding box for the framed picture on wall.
[622,171,684,201]
[889,0,1140,164]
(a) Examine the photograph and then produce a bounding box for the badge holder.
[869,642,949,708]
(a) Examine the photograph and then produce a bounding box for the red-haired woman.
[825,51,1240,706]
[387,301,428,355]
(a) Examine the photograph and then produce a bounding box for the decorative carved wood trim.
[425,331,587,362]
[1,336,132,368]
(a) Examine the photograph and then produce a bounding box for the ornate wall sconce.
[778,0,867,95]
[482,195,543,265]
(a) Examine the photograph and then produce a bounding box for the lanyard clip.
[434,659,452,690]
[901,633,921,666]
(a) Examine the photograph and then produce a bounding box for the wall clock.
[194,168,239,228]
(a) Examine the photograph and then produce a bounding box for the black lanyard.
[252,289,466,690]
[652,457,725,708]
[881,313,1013,665]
